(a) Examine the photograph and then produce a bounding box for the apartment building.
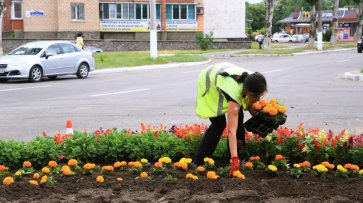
[3,0,247,41]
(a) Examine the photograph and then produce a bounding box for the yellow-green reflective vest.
[196,62,253,119]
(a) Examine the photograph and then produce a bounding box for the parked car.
[357,37,363,53]
[271,34,292,43]
[0,41,95,82]
[290,34,306,43]
[83,46,103,53]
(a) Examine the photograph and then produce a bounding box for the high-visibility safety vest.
[196,62,253,119]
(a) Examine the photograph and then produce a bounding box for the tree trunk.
[0,1,5,55]
[356,1,363,42]
[308,5,316,46]
[330,0,339,45]
[263,0,276,50]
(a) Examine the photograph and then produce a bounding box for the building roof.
[278,9,358,24]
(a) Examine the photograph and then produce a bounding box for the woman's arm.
[227,102,240,158]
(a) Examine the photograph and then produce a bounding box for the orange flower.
[33,173,40,180]
[180,163,188,170]
[262,106,270,113]
[133,161,142,168]
[278,105,287,113]
[83,163,96,170]
[249,156,260,161]
[140,172,148,178]
[268,107,278,116]
[259,99,267,107]
[3,177,14,186]
[101,166,114,172]
[275,154,285,160]
[252,102,262,110]
[300,161,311,168]
[40,175,48,184]
[245,162,253,169]
[197,166,206,172]
[23,161,32,168]
[154,162,163,168]
[67,159,78,166]
[120,161,127,167]
[0,165,9,171]
[96,176,104,183]
[62,168,72,176]
[206,171,219,179]
[114,162,122,168]
[128,161,134,166]
[41,167,50,174]
[61,165,70,171]
[269,98,277,105]
[29,180,38,185]
[48,161,58,168]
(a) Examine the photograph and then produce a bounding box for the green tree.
[352,0,363,41]
[263,0,278,50]
[246,2,266,32]
[0,0,5,55]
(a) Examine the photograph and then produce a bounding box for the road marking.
[337,59,350,63]
[261,70,283,74]
[91,88,150,97]
[0,85,51,92]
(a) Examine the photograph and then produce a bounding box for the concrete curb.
[231,48,355,57]
[92,59,212,75]
[343,71,363,82]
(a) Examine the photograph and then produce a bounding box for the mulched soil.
[0,167,362,203]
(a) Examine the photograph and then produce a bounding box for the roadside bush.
[196,31,214,50]
[323,29,332,42]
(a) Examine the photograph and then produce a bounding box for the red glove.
[229,157,240,177]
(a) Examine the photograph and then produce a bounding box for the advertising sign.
[100,20,161,32]
[338,27,350,40]
[166,20,197,31]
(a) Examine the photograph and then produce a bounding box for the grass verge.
[94,51,209,69]
[361,68,363,74]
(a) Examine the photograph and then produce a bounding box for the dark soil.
[0,168,362,203]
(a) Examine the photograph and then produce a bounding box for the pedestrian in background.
[257,35,264,49]
[194,62,267,176]
[75,32,84,49]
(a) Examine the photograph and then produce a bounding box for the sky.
[246,0,263,3]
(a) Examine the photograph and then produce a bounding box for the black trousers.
[193,109,245,166]
[258,41,263,49]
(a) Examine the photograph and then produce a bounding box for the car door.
[40,44,63,75]
[59,43,80,73]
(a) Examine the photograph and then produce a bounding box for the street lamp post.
[150,0,158,59]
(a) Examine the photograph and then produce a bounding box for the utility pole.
[317,0,323,50]
[150,0,158,59]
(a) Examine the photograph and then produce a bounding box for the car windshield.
[9,44,44,55]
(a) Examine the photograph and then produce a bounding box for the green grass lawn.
[94,51,209,69]
[361,68,363,74]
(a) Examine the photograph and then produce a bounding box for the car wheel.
[0,78,8,83]
[77,63,89,79]
[288,40,292,43]
[358,49,362,53]
[48,76,58,80]
[29,66,43,82]
[274,40,278,43]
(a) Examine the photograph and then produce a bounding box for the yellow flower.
[265,135,272,142]
[293,164,301,168]
[337,165,347,173]
[206,171,219,179]
[40,175,48,184]
[29,180,38,185]
[313,164,328,173]
[268,165,277,172]
[141,158,148,164]
[359,169,363,176]
[96,176,104,183]
[179,158,192,164]
[186,173,198,180]
[204,157,215,165]
[117,177,123,181]
[41,167,50,174]
[3,177,14,186]
[158,157,172,164]
[15,171,22,176]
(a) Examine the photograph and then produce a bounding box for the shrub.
[196,31,214,50]
[323,29,332,42]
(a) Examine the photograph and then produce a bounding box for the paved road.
[1,50,362,141]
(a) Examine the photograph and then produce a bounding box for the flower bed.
[0,124,363,202]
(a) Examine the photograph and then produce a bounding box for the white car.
[0,41,95,82]
[271,34,292,43]
[290,34,306,43]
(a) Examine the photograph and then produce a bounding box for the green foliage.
[196,31,214,50]
[323,28,332,41]
[360,68,363,74]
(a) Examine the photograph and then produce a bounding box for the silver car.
[0,41,95,82]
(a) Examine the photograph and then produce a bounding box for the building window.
[99,3,160,20]
[71,3,85,21]
[11,0,22,19]
[166,4,196,20]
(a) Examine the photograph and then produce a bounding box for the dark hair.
[77,32,83,37]
[243,72,267,94]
